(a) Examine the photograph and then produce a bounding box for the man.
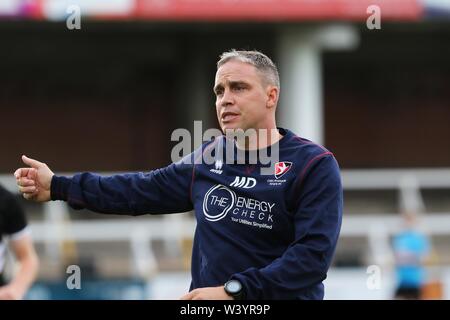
[15,50,342,300]
[0,184,39,300]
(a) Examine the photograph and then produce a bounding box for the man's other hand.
[180,286,233,300]
[0,284,24,300]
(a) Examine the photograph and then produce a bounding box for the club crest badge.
[274,162,292,179]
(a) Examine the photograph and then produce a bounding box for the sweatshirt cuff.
[50,175,72,201]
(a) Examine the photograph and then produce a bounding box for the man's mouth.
[221,112,240,123]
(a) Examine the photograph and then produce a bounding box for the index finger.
[14,168,31,179]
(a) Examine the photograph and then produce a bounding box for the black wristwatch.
[224,279,245,300]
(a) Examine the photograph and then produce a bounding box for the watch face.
[227,280,242,293]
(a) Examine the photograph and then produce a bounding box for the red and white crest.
[274,162,292,179]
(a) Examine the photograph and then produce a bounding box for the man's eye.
[234,86,245,91]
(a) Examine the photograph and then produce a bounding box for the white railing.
[341,168,450,189]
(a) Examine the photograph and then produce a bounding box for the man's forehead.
[215,61,259,84]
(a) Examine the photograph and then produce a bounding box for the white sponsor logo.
[210,159,223,174]
[230,176,257,189]
[203,185,236,222]
[202,184,275,229]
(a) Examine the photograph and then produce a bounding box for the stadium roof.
[0,0,449,22]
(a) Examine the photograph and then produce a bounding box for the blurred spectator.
[392,210,430,299]
[0,184,39,300]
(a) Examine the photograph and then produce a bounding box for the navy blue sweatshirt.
[51,128,343,300]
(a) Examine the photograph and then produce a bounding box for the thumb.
[22,155,44,169]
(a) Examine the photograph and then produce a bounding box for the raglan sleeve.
[229,153,343,299]
[50,151,199,216]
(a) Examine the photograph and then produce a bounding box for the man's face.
[214,60,274,133]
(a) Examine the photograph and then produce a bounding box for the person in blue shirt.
[393,210,430,299]
[14,50,343,300]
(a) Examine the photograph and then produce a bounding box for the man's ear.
[266,86,279,109]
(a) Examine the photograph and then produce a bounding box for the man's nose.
[220,89,234,107]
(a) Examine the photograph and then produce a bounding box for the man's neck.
[233,127,283,150]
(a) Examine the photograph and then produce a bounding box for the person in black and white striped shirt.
[0,184,39,299]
